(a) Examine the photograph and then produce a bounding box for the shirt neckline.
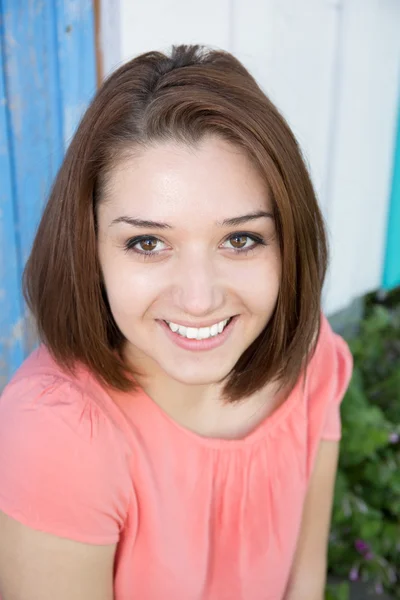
[135,374,304,450]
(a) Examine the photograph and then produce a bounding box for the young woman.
[0,45,352,600]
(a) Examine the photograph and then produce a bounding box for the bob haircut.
[23,44,328,402]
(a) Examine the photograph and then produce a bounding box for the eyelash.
[123,232,267,258]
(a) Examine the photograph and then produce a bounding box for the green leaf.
[328,289,400,596]
[325,581,350,600]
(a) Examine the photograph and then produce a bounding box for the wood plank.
[1,0,64,268]
[93,0,103,86]
[0,3,24,388]
[0,0,96,379]
[56,0,97,147]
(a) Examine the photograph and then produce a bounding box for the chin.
[164,364,232,387]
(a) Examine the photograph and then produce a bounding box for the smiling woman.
[0,45,352,600]
[96,137,281,390]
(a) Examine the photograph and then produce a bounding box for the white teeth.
[198,327,210,339]
[165,318,231,340]
[210,324,219,337]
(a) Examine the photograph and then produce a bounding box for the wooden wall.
[0,0,96,386]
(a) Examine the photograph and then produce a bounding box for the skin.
[285,441,340,599]
[97,135,282,435]
[0,513,115,600]
[0,135,337,599]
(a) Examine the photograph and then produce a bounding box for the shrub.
[327,292,400,598]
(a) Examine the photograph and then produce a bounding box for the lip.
[158,316,237,352]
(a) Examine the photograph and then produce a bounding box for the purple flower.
[364,551,374,561]
[355,539,370,554]
[389,432,399,444]
[375,582,384,595]
[349,566,359,581]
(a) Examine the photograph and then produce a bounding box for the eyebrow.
[110,210,274,229]
[110,217,172,229]
[218,210,274,227]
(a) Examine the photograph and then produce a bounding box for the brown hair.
[23,44,328,401]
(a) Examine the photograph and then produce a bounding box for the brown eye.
[124,236,166,254]
[139,238,158,252]
[229,235,249,249]
[221,233,265,253]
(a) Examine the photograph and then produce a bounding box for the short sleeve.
[0,374,132,545]
[307,315,353,444]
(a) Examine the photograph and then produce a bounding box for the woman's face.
[97,136,281,387]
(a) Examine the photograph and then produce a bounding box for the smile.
[164,318,232,340]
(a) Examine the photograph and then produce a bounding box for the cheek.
[101,260,163,322]
[97,238,155,323]
[231,256,280,311]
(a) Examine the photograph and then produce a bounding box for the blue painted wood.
[0,0,96,384]
[56,0,97,148]
[1,0,65,268]
[0,2,24,387]
[383,96,400,290]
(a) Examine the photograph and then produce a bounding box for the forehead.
[101,136,271,223]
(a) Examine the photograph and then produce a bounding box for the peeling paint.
[1,0,96,381]
[64,0,92,23]
[10,317,24,343]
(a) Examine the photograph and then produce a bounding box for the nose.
[172,251,225,317]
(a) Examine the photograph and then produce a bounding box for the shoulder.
[0,346,133,544]
[2,344,122,433]
[1,346,119,450]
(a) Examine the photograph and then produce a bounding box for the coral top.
[0,315,352,600]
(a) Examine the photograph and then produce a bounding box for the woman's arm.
[0,511,116,600]
[284,440,340,600]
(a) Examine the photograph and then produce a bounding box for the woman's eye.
[222,233,265,252]
[137,238,159,252]
[125,236,166,254]
[228,235,251,249]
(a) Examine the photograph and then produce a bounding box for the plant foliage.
[327,293,400,599]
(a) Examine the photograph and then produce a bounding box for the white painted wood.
[99,0,123,76]
[232,0,343,213]
[118,0,232,60]
[323,0,400,313]
[99,0,400,315]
